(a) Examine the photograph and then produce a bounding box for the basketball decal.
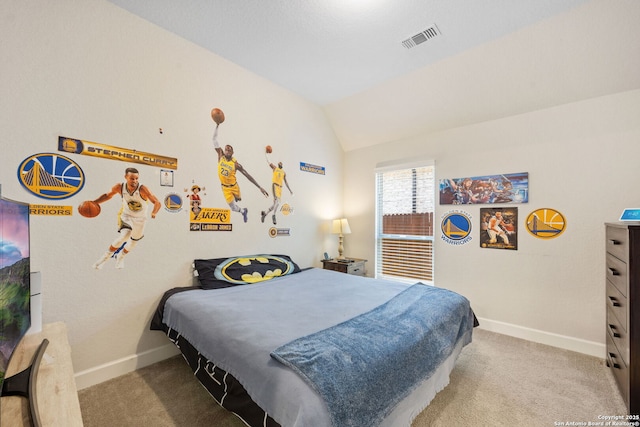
[211,108,225,124]
[163,193,183,213]
[441,210,472,245]
[78,200,101,218]
[17,153,85,199]
[525,208,566,239]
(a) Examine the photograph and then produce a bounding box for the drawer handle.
[608,296,622,307]
[608,324,621,338]
[608,268,620,276]
[609,239,622,246]
[608,352,621,369]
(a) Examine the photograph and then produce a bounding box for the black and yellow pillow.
[194,255,301,289]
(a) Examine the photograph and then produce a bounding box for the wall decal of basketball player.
[261,145,293,225]
[211,109,268,222]
[81,167,161,269]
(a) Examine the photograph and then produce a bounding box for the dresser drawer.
[606,252,628,297]
[322,259,367,276]
[608,305,629,366]
[606,279,628,332]
[607,331,629,406]
[323,262,347,273]
[347,261,365,276]
[606,226,629,262]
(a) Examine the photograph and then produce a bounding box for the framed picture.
[480,207,518,250]
[160,169,173,187]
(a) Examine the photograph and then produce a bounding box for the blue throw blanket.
[270,283,474,427]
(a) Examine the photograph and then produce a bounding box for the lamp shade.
[331,218,351,235]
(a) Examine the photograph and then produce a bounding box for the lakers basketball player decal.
[17,153,85,199]
[525,208,566,239]
[261,145,294,226]
[441,210,472,245]
[210,108,269,224]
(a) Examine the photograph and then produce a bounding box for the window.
[375,163,434,283]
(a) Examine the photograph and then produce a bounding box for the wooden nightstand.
[321,258,367,276]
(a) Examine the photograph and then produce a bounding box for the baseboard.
[477,317,605,359]
[75,319,605,390]
[74,343,180,390]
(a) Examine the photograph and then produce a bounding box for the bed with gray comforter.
[151,265,476,427]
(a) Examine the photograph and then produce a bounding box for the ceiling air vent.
[402,24,441,49]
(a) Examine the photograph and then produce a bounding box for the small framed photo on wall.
[160,169,173,187]
[480,207,518,250]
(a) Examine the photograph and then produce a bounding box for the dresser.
[321,258,367,276]
[605,223,640,414]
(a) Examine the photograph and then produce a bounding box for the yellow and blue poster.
[58,136,178,170]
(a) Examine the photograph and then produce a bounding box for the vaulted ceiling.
[105,0,640,151]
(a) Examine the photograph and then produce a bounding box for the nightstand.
[321,258,367,276]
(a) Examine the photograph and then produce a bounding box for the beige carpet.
[78,329,627,426]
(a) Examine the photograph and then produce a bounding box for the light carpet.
[78,329,627,426]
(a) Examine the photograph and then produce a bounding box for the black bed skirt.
[164,327,282,427]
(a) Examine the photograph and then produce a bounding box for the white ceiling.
[105,0,640,151]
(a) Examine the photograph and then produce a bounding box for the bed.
[150,254,477,427]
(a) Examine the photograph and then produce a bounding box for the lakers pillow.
[194,254,301,289]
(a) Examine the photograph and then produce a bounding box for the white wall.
[3,0,637,389]
[0,0,344,387]
[344,89,640,356]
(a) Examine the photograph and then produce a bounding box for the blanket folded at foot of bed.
[270,283,474,427]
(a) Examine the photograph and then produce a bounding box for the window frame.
[374,160,435,284]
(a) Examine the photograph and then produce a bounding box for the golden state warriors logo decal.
[163,193,183,213]
[441,210,472,245]
[17,153,85,199]
[525,208,566,239]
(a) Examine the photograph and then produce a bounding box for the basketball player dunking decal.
[212,124,268,222]
[92,167,161,269]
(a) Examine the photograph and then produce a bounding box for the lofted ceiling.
[105,0,640,151]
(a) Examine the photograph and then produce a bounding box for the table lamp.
[331,218,351,259]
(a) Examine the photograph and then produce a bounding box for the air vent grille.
[402,25,441,49]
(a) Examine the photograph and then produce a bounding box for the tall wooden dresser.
[605,223,640,414]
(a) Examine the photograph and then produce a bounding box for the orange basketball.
[78,200,101,218]
[265,145,272,154]
[211,108,225,124]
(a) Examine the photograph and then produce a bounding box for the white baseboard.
[74,343,180,390]
[75,319,605,390]
[477,317,605,359]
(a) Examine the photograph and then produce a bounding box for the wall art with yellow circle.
[525,208,566,239]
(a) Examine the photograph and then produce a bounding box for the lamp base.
[337,235,345,259]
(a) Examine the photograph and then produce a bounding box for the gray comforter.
[162,267,473,427]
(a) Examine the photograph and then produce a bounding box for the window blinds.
[375,164,434,283]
